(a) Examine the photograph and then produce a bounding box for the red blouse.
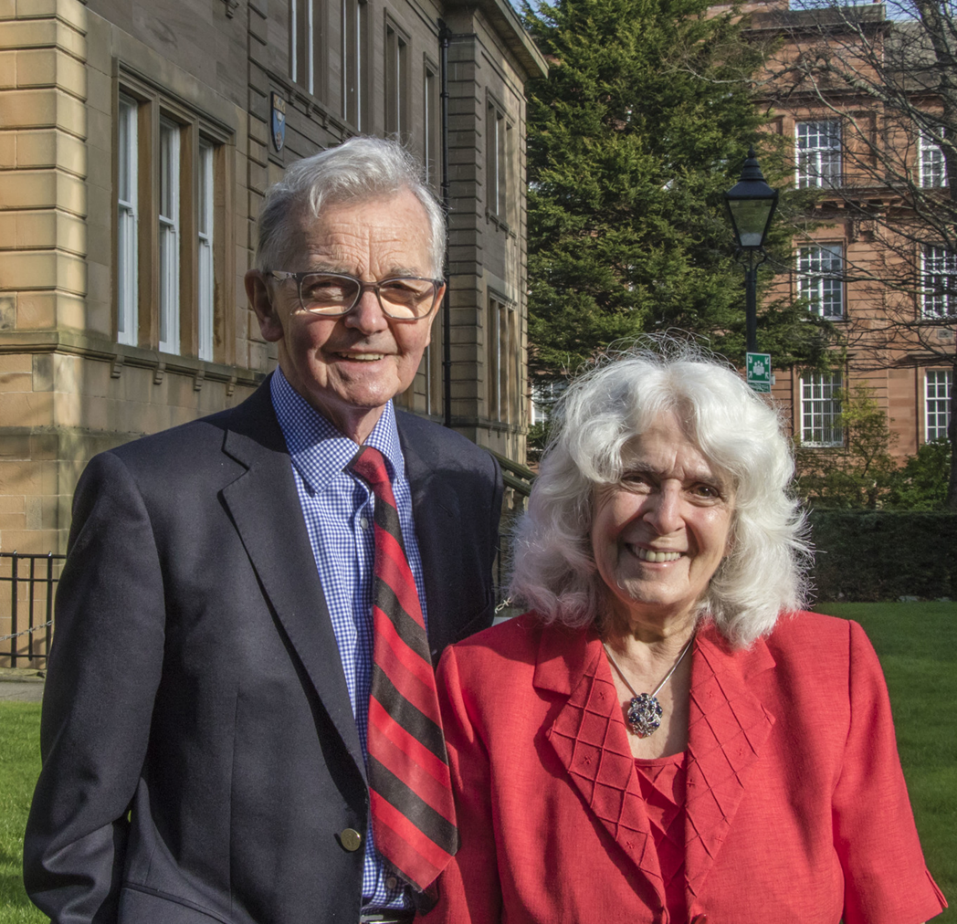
[634,753,687,923]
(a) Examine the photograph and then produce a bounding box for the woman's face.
[590,411,735,631]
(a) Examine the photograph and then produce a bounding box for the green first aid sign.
[746,353,771,393]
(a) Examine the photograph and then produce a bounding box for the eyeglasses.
[265,270,443,321]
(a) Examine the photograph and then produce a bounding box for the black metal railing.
[1,552,64,668]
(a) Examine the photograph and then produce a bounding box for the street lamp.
[724,147,779,354]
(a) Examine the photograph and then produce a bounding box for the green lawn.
[0,703,45,924]
[1,602,954,923]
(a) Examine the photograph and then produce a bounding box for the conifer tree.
[524,0,831,378]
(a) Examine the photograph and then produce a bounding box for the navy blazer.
[24,378,503,924]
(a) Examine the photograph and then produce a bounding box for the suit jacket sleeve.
[24,451,166,923]
[421,644,503,924]
[834,620,946,924]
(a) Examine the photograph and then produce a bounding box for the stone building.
[0,0,546,565]
[739,0,953,462]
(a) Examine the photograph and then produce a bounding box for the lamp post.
[724,147,779,355]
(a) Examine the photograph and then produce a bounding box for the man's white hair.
[255,136,445,277]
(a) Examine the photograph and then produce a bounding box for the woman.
[421,348,946,924]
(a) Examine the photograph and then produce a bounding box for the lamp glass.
[727,198,775,249]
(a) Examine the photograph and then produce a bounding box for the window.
[158,118,181,355]
[921,244,957,317]
[926,370,952,442]
[115,76,229,361]
[117,94,138,347]
[796,120,841,189]
[385,22,409,141]
[342,0,367,127]
[488,295,519,424]
[798,245,844,318]
[801,371,843,446]
[486,101,510,221]
[919,132,947,188]
[424,61,440,189]
[291,0,323,96]
[197,139,214,362]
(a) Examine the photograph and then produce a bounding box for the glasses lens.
[379,278,437,319]
[300,274,361,314]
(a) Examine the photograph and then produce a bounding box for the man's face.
[246,189,441,443]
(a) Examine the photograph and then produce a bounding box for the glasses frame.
[265,270,444,321]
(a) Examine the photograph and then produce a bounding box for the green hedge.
[809,511,957,601]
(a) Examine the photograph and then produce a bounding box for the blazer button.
[339,828,363,852]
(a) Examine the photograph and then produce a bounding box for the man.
[24,137,503,924]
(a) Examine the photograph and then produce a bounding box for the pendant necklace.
[603,636,694,738]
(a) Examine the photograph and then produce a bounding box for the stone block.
[0,512,28,531]
[0,295,16,330]
[0,354,31,374]
[29,431,57,459]
[0,494,25,514]
[0,370,32,393]
[0,527,60,554]
[0,133,15,167]
[0,87,56,129]
[16,292,56,328]
[0,0,14,18]
[0,50,14,87]
[0,250,85,294]
[0,433,29,458]
[17,0,87,32]
[0,19,55,50]
[0,459,43,494]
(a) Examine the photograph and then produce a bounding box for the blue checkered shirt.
[271,369,427,911]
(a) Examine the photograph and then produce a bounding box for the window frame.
[918,131,947,189]
[116,93,139,347]
[158,116,182,356]
[486,94,512,225]
[921,244,957,318]
[115,71,232,364]
[796,120,842,189]
[797,243,844,319]
[925,369,952,442]
[291,0,324,98]
[384,17,410,143]
[342,0,368,127]
[800,370,844,447]
[197,138,215,362]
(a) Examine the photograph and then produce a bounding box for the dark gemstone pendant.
[627,693,663,738]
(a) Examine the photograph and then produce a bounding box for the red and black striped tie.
[349,445,458,892]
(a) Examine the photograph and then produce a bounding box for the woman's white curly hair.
[508,342,811,647]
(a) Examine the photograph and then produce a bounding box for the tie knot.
[349,444,391,491]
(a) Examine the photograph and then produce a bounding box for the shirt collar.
[270,368,405,492]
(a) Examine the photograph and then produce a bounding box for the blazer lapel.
[537,626,666,911]
[219,381,367,782]
[684,626,776,908]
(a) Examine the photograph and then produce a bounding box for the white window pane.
[798,244,843,319]
[797,120,841,189]
[919,132,947,188]
[117,94,138,346]
[801,371,843,446]
[159,119,180,355]
[198,140,214,362]
[925,370,952,441]
[922,244,957,318]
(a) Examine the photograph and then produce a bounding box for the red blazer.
[421,612,946,924]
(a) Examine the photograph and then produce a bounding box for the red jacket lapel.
[684,625,776,910]
[535,626,667,910]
